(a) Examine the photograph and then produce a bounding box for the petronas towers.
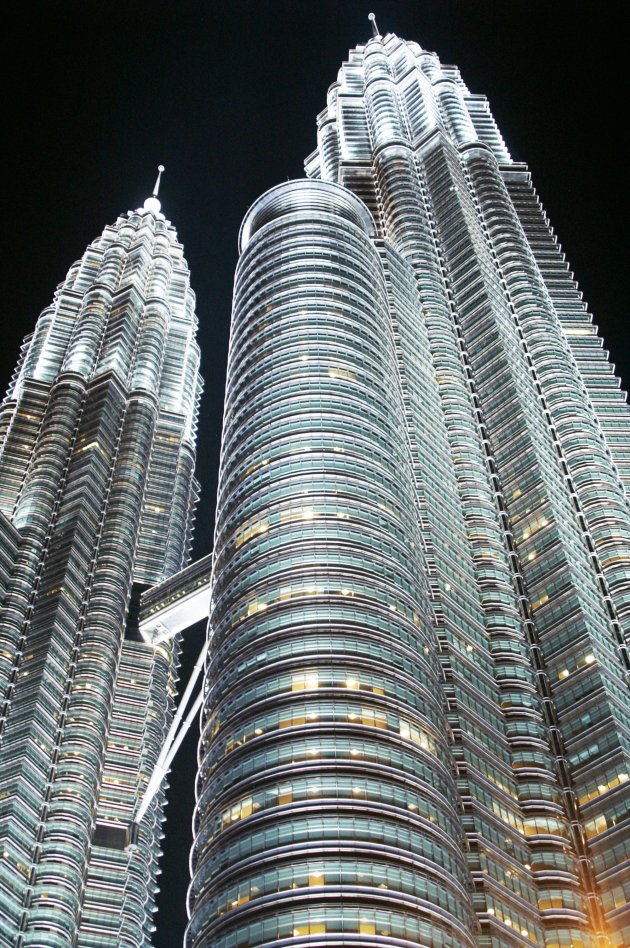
[1,18,629,948]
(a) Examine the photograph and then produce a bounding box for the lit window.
[292,672,319,691]
[531,593,549,611]
[328,367,357,381]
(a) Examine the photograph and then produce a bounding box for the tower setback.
[188,25,630,948]
[0,186,202,945]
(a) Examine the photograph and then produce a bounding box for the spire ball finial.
[152,164,165,198]
[368,12,379,38]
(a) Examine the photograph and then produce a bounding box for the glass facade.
[189,25,630,948]
[0,196,202,945]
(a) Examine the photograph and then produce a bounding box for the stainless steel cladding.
[188,180,477,946]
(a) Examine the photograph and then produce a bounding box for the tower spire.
[144,164,165,214]
[368,12,380,38]
[153,164,165,198]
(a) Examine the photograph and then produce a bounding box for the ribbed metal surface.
[190,24,630,948]
[0,204,202,946]
[188,180,476,947]
[301,27,630,948]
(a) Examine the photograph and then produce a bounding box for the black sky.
[2,2,626,943]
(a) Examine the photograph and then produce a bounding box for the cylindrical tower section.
[188,180,476,947]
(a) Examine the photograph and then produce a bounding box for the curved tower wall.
[188,179,477,947]
[0,202,202,946]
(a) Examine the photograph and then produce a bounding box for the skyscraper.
[188,19,630,948]
[0,176,202,945]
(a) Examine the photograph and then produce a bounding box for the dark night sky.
[2,2,626,943]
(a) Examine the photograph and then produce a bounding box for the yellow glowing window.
[345,677,360,690]
[328,367,357,381]
[247,600,267,616]
[309,872,325,887]
[584,814,608,839]
[230,894,250,908]
[531,594,549,611]
[521,515,549,541]
[280,506,317,522]
[278,788,292,805]
[601,553,630,566]
[235,519,269,548]
[360,922,376,935]
[399,720,434,751]
[293,921,326,934]
[222,796,253,827]
[578,771,629,805]
[77,440,103,455]
[361,708,387,729]
[292,672,319,691]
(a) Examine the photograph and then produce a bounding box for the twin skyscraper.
[1,20,628,948]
